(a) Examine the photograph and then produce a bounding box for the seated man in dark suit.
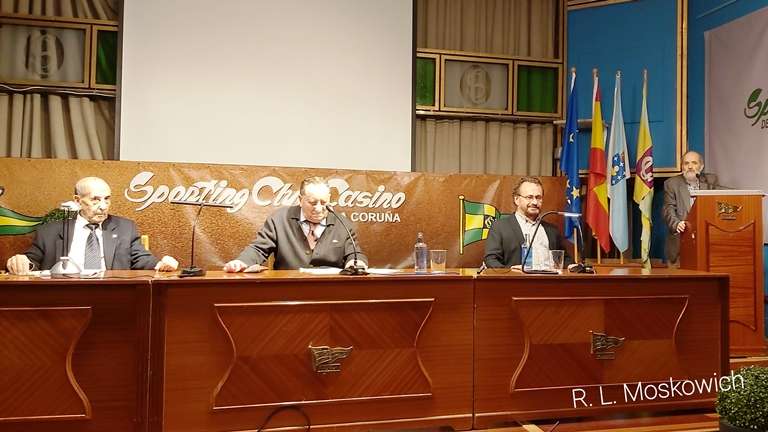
[6,176,178,275]
[223,176,367,271]
[484,176,572,268]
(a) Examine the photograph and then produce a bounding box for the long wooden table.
[474,268,729,428]
[0,268,728,432]
[0,275,153,432]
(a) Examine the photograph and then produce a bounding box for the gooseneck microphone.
[50,201,82,278]
[568,218,595,274]
[521,210,581,275]
[171,200,233,278]
[325,205,367,276]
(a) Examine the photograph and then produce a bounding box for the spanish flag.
[586,71,610,253]
[633,70,654,269]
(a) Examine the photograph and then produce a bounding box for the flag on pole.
[586,71,610,253]
[559,68,580,242]
[607,71,629,253]
[633,70,654,269]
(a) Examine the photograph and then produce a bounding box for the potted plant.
[716,365,768,431]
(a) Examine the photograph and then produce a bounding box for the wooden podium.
[680,190,767,356]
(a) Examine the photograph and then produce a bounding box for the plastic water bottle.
[521,234,533,269]
[414,232,428,273]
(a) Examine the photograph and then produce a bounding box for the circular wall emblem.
[25,30,65,79]
[459,64,491,106]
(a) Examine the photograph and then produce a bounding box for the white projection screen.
[119,0,413,171]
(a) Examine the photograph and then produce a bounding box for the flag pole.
[592,67,603,264]
[597,243,601,264]
[571,66,577,265]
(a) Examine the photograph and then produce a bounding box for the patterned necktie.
[84,223,101,269]
[306,222,318,250]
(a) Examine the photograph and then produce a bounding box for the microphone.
[60,201,80,211]
[521,211,580,275]
[477,261,487,275]
[325,205,367,276]
[50,201,82,278]
[170,200,233,278]
[568,219,595,274]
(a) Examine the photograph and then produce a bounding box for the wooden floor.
[480,410,719,432]
[729,355,768,370]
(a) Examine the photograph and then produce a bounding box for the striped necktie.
[84,223,101,269]
[306,222,318,250]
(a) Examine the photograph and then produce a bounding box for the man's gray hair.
[299,176,330,196]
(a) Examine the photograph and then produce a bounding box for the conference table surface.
[0,267,729,432]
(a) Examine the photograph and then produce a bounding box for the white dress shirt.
[299,212,327,241]
[515,212,550,268]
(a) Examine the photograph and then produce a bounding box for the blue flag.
[607,72,629,253]
[559,71,580,242]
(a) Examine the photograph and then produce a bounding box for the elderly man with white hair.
[6,176,178,275]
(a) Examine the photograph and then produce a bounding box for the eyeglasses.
[517,194,543,202]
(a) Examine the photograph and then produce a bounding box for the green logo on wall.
[744,88,768,128]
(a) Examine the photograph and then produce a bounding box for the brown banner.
[0,158,567,269]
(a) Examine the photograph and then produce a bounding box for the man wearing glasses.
[483,176,571,268]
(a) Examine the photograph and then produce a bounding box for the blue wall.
[568,0,679,260]
[568,0,679,171]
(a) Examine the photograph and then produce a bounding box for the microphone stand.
[325,205,367,276]
[568,220,595,274]
[171,200,233,278]
[521,210,584,275]
[51,204,82,278]
[521,210,559,275]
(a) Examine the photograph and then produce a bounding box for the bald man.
[662,151,718,265]
[6,176,178,275]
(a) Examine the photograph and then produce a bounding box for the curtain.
[0,93,114,159]
[415,119,553,175]
[415,0,558,175]
[0,0,119,20]
[0,0,117,160]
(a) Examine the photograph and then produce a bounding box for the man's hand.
[155,255,179,272]
[7,254,33,275]
[223,259,248,273]
[676,221,687,233]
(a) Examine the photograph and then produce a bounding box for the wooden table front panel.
[0,276,152,432]
[154,272,474,432]
[474,270,729,428]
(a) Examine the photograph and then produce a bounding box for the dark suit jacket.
[236,206,368,270]
[23,215,159,271]
[483,215,573,268]
[662,173,717,264]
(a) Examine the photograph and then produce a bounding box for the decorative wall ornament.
[309,345,353,373]
[590,331,625,360]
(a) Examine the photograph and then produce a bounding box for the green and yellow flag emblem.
[459,196,509,254]
[0,206,45,235]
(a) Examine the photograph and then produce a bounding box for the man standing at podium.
[662,150,718,266]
